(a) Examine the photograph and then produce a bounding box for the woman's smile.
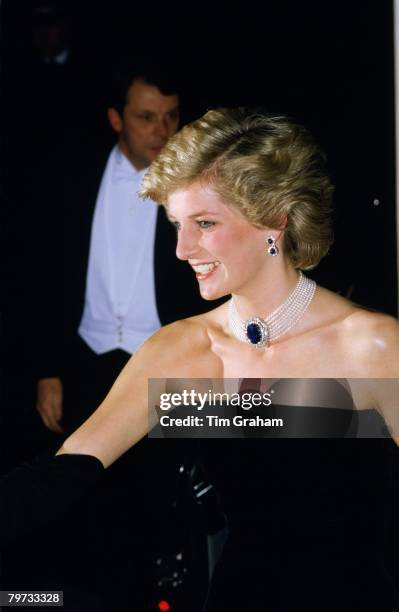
[190,260,221,280]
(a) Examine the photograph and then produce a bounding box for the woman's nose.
[175,226,199,261]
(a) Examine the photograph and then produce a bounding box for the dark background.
[1,1,398,610]
[2,0,397,314]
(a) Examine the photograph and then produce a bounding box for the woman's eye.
[197,220,215,229]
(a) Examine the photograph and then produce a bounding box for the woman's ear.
[278,215,288,231]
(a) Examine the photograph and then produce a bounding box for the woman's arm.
[56,318,217,466]
[1,320,214,546]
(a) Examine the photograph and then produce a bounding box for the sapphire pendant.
[244,317,269,348]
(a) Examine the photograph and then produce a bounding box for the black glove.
[0,453,104,548]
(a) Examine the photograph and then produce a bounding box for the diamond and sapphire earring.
[266,236,279,256]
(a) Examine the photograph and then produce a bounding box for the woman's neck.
[231,263,301,320]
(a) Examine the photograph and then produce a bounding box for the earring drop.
[266,236,279,256]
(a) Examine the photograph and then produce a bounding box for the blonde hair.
[141,108,334,269]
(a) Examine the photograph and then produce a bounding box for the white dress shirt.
[78,146,161,355]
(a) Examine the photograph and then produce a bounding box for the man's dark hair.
[107,58,180,115]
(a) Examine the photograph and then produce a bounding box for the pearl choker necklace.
[228,272,316,348]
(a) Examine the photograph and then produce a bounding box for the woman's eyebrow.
[166,210,221,222]
[188,210,221,218]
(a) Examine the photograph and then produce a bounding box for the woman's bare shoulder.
[135,305,226,377]
[339,301,398,337]
[149,302,226,347]
[315,286,397,332]
[309,287,398,376]
[339,304,399,377]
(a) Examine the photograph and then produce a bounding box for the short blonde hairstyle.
[141,108,334,269]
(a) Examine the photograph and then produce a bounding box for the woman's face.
[167,183,270,300]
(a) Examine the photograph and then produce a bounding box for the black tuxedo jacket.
[33,143,220,379]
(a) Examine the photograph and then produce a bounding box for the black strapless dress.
[198,380,399,611]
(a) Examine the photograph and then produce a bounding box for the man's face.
[109,78,179,170]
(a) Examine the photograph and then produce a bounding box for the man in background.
[35,61,209,433]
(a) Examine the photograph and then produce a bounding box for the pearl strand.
[228,272,316,347]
